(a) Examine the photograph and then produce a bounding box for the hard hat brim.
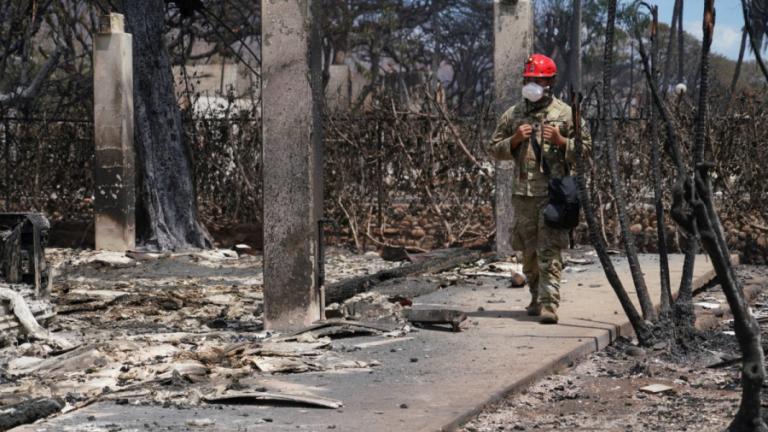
[522,72,557,78]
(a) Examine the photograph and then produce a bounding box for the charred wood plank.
[324,248,485,304]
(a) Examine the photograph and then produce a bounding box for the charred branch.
[602,0,655,321]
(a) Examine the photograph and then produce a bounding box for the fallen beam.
[325,248,487,304]
[0,397,64,431]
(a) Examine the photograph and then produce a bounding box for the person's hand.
[542,124,567,148]
[510,124,533,148]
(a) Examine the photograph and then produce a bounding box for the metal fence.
[0,117,94,219]
[0,99,766,262]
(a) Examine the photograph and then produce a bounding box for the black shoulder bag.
[530,130,581,230]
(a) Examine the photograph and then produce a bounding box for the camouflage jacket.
[489,97,592,197]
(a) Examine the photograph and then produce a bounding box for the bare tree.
[677,0,684,85]
[678,3,767,429]
[601,0,655,321]
[567,0,582,95]
[637,0,767,427]
[661,0,680,92]
[0,1,66,112]
[638,3,673,314]
[725,27,748,111]
[743,0,768,83]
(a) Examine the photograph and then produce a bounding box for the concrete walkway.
[15,254,715,432]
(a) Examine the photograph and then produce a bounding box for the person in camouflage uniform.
[489,54,592,324]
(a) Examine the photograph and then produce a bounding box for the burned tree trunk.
[122,1,211,251]
[644,5,672,313]
[725,27,748,111]
[691,4,766,429]
[602,0,655,321]
[661,0,680,93]
[663,2,767,429]
[677,0,685,85]
[567,0,582,95]
[742,0,768,84]
[636,9,698,341]
[571,92,653,346]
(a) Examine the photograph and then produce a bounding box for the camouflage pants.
[511,195,569,307]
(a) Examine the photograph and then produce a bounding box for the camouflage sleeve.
[564,116,592,165]
[488,107,518,161]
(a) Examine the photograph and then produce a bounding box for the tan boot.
[539,304,559,324]
[525,300,541,316]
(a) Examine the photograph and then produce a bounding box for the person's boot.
[509,271,527,288]
[525,300,541,316]
[539,304,558,324]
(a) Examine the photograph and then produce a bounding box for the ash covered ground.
[461,266,768,432]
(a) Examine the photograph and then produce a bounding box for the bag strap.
[529,123,551,177]
[528,110,571,178]
[530,120,573,178]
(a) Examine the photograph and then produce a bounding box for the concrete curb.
[436,264,725,432]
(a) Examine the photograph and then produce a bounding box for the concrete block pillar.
[93,13,135,252]
[493,0,534,257]
[261,0,324,331]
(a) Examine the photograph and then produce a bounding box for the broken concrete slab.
[249,356,312,374]
[82,251,137,268]
[639,384,675,394]
[406,308,468,332]
[256,340,331,357]
[331,292,405,323]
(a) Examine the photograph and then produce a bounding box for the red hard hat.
[523,54,557,78]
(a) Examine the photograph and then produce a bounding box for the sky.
[650,0,754,61]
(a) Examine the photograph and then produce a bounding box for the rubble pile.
[0,247,415,425]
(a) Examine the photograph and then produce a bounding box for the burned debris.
[0,0,765,431]
[0,213,51,297]
[0,213,61,350]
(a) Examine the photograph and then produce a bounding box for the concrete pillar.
[493,0,534,257]
[261,0,324,331]
[93,13,135,252]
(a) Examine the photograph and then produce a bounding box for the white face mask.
[522,82,545,102]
